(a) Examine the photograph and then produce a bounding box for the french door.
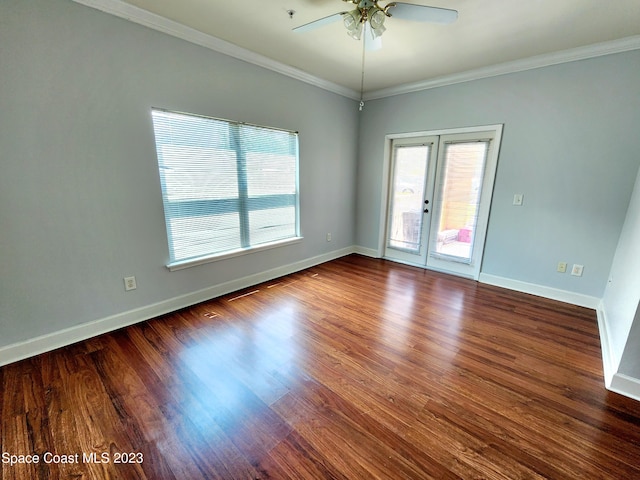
[383,126,502,279]
[383,136,439,265]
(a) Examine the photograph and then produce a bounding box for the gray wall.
[0,0,359,348]
[357,52,640,298]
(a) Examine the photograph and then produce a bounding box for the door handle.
[424,208,429,213]
[424,199,430,204]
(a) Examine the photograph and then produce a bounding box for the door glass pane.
[388,145,429,253]
[432,142,488,263]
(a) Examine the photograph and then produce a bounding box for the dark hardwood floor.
[2,254,640,479]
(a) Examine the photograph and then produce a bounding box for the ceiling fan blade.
[293,12,347,33]
[388,3,458,24]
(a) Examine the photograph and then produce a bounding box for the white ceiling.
[87,0,640,97]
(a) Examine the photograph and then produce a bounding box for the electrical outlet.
[557,262,567,273]
[326,232,332,242]
[124,276,137,291]
[571,264,584,277]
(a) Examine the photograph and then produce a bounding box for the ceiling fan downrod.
[343,0,397,18]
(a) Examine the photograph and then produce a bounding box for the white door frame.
[383,136,439,266]
[377,124,504,279]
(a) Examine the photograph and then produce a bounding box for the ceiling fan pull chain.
[359,33,366,111]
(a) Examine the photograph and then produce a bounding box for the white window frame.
[151,109,302,271]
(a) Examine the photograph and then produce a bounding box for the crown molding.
[72,1,639,103]
[71,0,360,100]
[365,35,640,101]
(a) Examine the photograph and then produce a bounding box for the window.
[151,109,300,270]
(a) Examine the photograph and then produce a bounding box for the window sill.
[166,237,304,272]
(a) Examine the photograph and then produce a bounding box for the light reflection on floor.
[425,279,465,362]
[381,271,416,350]
[177,298,301,435]
[380,271,468,364]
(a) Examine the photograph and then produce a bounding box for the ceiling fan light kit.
[344,10,364,40]
[369,9,387,38]
[343,1,391,40]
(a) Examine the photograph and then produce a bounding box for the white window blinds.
[151,109,300,267]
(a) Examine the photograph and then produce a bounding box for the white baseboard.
[353,246,380,258]
[478,273,600,309]
[0,246,356,367]
[596,300,640,402]
[596,300,617,386]
[609,373,640,402]
[481,275,640,402]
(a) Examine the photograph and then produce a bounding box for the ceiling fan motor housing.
[345,0,396,19]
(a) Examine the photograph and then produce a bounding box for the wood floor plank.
[262,430,352,480]
[111,327,261,479]
[54,347,146,479]
[128,318,275,479]
[21,358,60,480]
[2,254,640,479]
[41,351,93,479]
[272,378,464,480]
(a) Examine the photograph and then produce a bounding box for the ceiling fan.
[293,0,458,49]
[293,1,457,110]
